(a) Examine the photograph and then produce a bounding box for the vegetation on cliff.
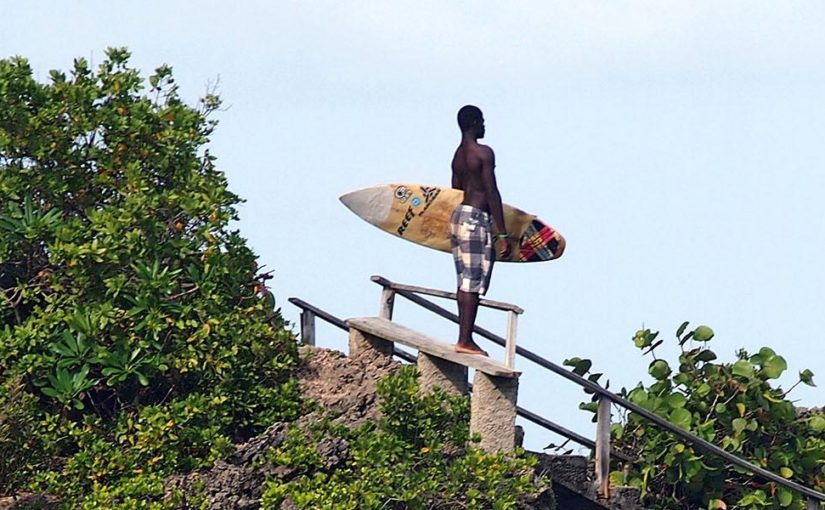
[0,48,300,507]
[261,365,551,510]
[0,50,553,509]
[568,324,824,510]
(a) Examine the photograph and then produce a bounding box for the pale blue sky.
[5,1,825,452]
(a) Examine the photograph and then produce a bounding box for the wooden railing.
[290,275,825,508]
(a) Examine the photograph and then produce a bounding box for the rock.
[165,345,399,509]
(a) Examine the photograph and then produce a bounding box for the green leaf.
[732,418,747,434]
[736,402,746,417]
[563,357,592,376]
[757,346,777,359]
[779,466,793,478]
[695,350,717,363]
[666,393,687,409]
[608,470,626,486]
[676,321,690,339]
[809,415,825,432]
[763,390,785,404]
[761,355,787,379]
[648,360,671,380]
[692,325,714,342]
[670,408,692,430]
[800,369,816,387]
[732,359,755,379]
[40,387,60,398]
[579,402,598,413]
[628,387,648,405]
[777,487,793,507]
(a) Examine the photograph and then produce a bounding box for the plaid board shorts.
[450,205,494,295]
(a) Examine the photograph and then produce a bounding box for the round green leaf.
[761,355,787,379]
[732,359,755,379]
[810,415,825,432]
[693,325,714,342]
[670,408,692,430]
[649,359,672,380]
[777,487,793,507]
[732,418,747,434]
[695,382,711,397]
[666,393,687,409]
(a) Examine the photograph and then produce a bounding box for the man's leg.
[455,289,487,355]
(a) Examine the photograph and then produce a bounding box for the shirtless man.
[450,105,511,356]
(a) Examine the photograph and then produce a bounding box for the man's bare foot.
[454,342,489,356]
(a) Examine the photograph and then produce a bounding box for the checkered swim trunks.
[450,204,494,295]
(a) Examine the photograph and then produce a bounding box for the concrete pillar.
[348,328,393,363]
[417,352,469,396]
[470,371,519,453]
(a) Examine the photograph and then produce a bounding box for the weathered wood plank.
[595,395,611,500]
[300,310,316,346]
[378,288,395,320]
[371,276,524,314]
[505,310,518,369]
[346,317,520,378]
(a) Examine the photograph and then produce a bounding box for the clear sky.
[5,1,825,453]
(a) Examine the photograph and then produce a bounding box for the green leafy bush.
[0,376,53,495]
[261,366,552,510]
[0,49,300,506]
[570,324,824,510]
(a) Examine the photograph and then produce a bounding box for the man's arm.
[479,147,512,259]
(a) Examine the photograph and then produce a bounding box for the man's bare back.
[451,142,496,213]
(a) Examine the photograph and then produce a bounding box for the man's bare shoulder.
[474,143,495,162]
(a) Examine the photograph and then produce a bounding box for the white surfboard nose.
[339,186,394,226]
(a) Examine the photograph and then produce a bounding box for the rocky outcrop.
[165,346,399,509]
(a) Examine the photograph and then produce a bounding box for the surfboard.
[340,184,565,263]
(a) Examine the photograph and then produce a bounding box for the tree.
[0,48,299,506]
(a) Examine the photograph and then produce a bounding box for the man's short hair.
[457,105,483,132]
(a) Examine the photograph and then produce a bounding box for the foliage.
[0,49,300,505]
[569,323,824,510]
[260,366,552,510]
[0,376,54,493]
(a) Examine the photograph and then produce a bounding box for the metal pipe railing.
[286,296,632,460]
[368,275,825,506]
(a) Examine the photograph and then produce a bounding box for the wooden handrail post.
[808,497,821,510]
[379,288,395,320]
[595,395,611,500]
[505,310,518,369]
[300,310,316,346]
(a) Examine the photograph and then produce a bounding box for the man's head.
[457,105,485,138]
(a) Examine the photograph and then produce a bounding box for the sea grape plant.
[566,324,824,510]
